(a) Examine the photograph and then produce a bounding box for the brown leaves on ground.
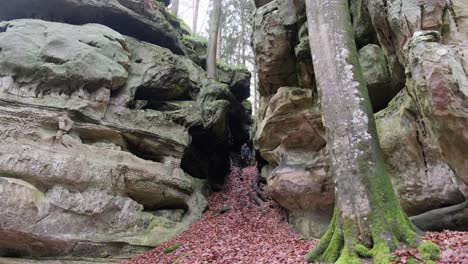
[393,231,468,264]
[122,165,468,264]
[122,166,314,264]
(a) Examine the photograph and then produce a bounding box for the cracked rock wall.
[253,0,468,238]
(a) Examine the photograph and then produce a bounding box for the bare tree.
[192,0,200,33]
[240,2,246,66]
[170,0,179,16]
[217,21,222,61]
[207,0,222,79]
[304,0,420,263]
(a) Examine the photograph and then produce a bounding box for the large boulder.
[0,19,130,121]
[256,87,325,165]
[253,1,298,97]
[0,18,248,259]
[358,44,401,111]
[255,87,467,238]
[217,66,251,102]
[255,87,332,237]
[405,31,468,185]
[0,0,186,54]
[376,90,466,216]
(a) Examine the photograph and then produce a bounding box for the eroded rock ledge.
[253,0,468,238]
[0,18,251,259]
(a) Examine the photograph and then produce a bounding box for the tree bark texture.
[207,0,222,79]
[304,0,420,263]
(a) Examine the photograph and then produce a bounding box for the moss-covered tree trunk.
[304,0,420,263]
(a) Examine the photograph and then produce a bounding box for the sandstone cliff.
[253,0,468,237]
[0,0,251,260]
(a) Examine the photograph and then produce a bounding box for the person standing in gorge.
[240,143,251,168]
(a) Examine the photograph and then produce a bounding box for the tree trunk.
[171,0,179,16]
[207,0,222,79]
[253,63,258,113]
[240,4,246,66]
[193,0,200,34]
[217,22,222,61]
[304,0,420,263]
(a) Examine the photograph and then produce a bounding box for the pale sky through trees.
[170,0,257,112]
[171,0,210,36]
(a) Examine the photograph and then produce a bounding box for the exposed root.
[252,174,268,202]
[305,208,421,264]
[248,192,266,212]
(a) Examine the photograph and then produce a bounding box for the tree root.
[248,192,266,212]
[252,174,268,202]
[411,200,468,231]
[306,208,421,264]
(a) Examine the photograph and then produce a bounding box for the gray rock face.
[0,20,130,121]
[217,67,252,102]
[358,44,401,111]
[253,1,298,97]
[406,31,468,186]
[0,18,249,259]
[376,90,466,216]
[252,0,468,238]
[0,0,186,54]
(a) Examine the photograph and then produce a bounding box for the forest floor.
[122,166,468,264]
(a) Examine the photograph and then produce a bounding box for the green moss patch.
[217,59,248,72]
[164,242,182,254]
[418,241,441,262]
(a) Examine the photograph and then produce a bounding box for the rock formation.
[253,0,468,238]
[0,1,251,260]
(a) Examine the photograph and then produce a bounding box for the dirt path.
[122,166,314,264]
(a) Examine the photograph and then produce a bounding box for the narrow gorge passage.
[122,165,468,264]
[123,166,314,264]
[0,1,467,263]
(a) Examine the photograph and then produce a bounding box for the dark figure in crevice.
[240,143,251,168]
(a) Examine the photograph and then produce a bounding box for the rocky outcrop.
[253,0,468,238]
[376,90,466,216]
[0,18,250,259]
[0,0,186,55]
[405,30,468,186]
[358,44,401,111]
[253,1,298,97]
[217,67,251,102]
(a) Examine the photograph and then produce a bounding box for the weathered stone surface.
[0,0,186,54]
[253,1,298,96]
[217,67,251,102]
[0,19,130,121]
[349,0,377,48]
[255,87,332,237]
[359,44,398,111]
[406,31,468,186]
[254,81,467,238]
[253,0,468,238]
[376,90,466,216]
[121,36,204,103]
[447,0,468,65]
[0,18,249,259]
[256,87,325,165]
